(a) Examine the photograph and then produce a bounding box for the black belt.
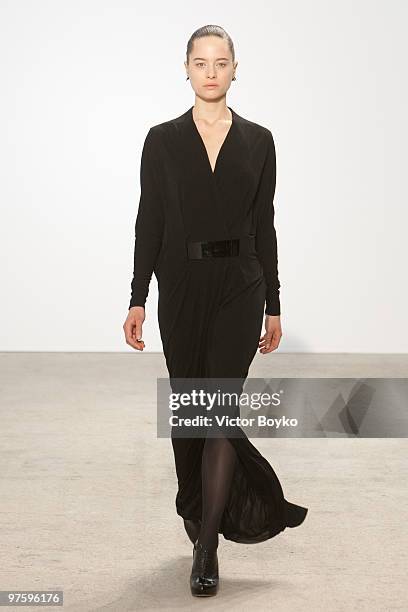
[187,235,256,259]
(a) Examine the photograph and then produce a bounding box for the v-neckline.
[189,105,235,176]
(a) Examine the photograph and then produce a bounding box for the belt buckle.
[201,239,235,258]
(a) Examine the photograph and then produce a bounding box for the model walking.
[124,24,308,597]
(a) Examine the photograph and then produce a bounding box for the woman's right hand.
[123,306,146,351]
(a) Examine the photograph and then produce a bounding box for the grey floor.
[0,352,407,611]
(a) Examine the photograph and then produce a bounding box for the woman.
[123,24,308,597]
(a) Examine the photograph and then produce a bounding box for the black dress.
[129,105,308,543]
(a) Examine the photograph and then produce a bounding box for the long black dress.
[129,105,308,543]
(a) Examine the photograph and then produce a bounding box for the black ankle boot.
[190,540,219,597]
[284,500,308,527]
[183,518,201,545]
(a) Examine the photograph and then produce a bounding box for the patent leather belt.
[187,235,256,259]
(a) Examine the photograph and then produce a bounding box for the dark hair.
[186,25,235,64]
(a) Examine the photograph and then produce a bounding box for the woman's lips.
[204,84,218,87]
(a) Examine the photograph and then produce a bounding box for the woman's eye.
[195,62,227,68]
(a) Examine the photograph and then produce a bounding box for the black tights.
[197,434,237,550]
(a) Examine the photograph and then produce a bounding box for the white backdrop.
[1,0,407,352]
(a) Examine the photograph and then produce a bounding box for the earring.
[186,75,189,80]
[232,75,236,81]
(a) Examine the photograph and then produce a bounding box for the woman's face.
[185,35,237,100]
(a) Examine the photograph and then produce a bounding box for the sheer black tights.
[197,434,237,550]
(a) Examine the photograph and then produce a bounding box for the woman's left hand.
[258,315,282,353]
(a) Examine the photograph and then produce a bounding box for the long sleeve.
[128,127,165,310]
[255,129,281,316]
